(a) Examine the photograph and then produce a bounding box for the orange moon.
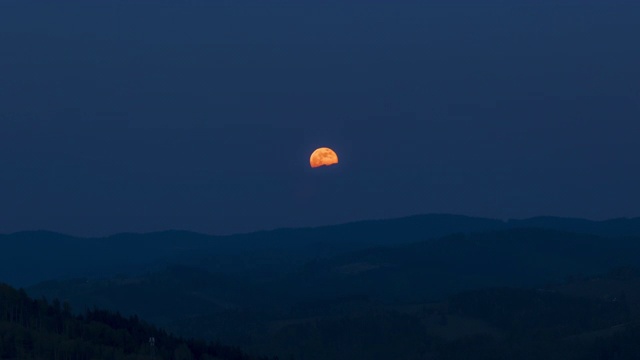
[310,147,339,168]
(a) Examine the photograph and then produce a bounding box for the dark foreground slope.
[0,283,274,360]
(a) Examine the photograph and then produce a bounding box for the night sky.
[1,1,639,236]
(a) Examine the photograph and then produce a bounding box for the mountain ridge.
[6,213,640,239]
[4,214,640,287]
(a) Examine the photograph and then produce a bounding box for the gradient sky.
[1,0,639,236]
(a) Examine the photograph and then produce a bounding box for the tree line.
[0,283,277,360]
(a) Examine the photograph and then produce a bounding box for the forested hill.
[0,283,274,360]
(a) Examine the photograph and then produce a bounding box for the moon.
[310,147,339,168]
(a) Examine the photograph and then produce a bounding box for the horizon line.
[2,213,638,239]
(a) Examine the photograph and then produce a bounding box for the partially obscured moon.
[310,147,339,168]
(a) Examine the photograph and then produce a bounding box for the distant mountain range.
[7,214,640,359]
[27,247,640,359]
[3,214,640,287]
[28,227,640,320]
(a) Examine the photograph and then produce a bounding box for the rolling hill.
[26,227,640,359]
[4,214,640,287]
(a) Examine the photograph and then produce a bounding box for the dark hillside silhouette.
[0,282,274,360]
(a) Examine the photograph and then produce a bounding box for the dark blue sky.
[1,1,639,236]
